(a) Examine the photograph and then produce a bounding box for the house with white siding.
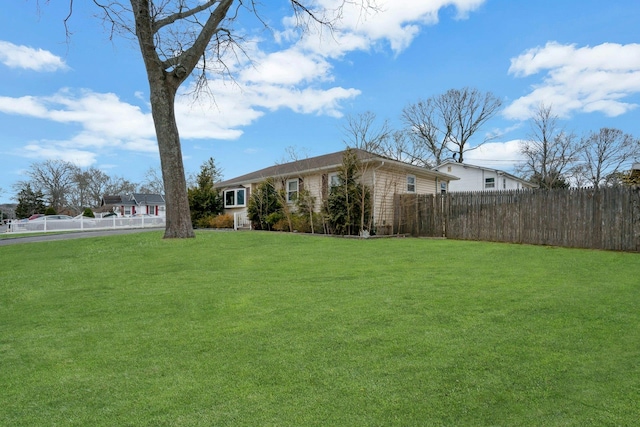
[433,161,536,192]
[215,149,458,234]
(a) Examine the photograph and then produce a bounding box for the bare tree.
[402,87,502,166]
[402,98,448,167]
[27,159,77,213]
[52,0,377,238]
[69,166,91,212]
[85,168,114,207]
[342,111,392,153]
[576,128,640,189]
[105,176,138,196]
[517,104,580,189]
[66,166,122,210]
[139,166,165,194]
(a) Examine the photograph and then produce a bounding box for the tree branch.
[153,0,220,33]
[165,0,233,85]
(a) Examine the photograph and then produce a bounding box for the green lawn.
[1,231,639,426]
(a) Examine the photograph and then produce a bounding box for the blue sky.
[1,0,639,204]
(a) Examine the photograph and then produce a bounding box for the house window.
[485,177,495,189]
[224,188,246,208]
[503,178,507,189]
[440,182,447,194]
[407,175,416,193]
[286,179,298,203]
[329,173,340,188]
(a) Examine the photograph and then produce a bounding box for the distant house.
[100,193,166,217]
[433,161,536,192]
[215,149,458,234]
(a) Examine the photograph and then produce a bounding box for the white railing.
[6,216,165,233]
[233,212,252,230]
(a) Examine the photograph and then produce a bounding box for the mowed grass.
[1,231,639,426]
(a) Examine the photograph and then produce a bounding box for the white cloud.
[188,0,485,126]
[0,90,154,142]
[22,142,97,167]
[0,40,68,72]
[505,42,640,120]
[284,0,486,56]
[239,49,333,85]
[464,140,525,171]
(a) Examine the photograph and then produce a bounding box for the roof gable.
[101,195,123,206]
[131,193,165,204]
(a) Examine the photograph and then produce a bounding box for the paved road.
[0,227,164,246]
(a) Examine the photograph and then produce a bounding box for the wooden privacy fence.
[394,187,640,252]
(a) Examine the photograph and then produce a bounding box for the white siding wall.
[303,174,324,211]
[444,163,527,192]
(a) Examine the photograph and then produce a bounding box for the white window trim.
[407,175,416,193]
[485,177,495,189]
[329,172,340,188]
[286,179,298,203]
[224,188,246,208]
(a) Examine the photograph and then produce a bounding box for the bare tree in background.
[402,87,502,166]
[402,99,448,167]
[27,160,77,213]
[85,168,115,207]
[517,104,580,189]
[54,0,376,238]
[342,111,392,153]
[341,111,427,165]
[575,128,640,189]
[139,166,165,195]
[69,166,92,211]
[105,176,138,196]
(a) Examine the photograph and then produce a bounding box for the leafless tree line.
[12,160,165,214]
[343,87,503,168]
[516,104,640,189]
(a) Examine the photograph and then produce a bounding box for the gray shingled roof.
[131,193,165,204]
[101,193,165,207]
[215,149,457,188]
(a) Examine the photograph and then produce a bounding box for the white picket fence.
[6,216,165,234]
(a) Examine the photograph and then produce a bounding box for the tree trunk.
[131,0,195,239]
[149,79,195,238]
